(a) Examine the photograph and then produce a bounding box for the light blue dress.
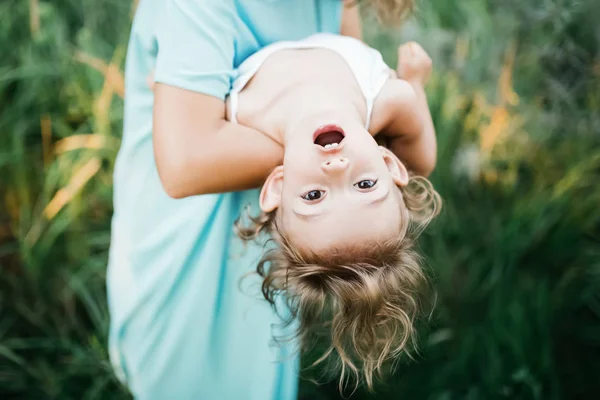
[107,0,342,399]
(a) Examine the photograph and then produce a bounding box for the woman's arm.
[152,1,286,198]
[154,85,283,198]
[340,0,362,40]
[153,1,365,199]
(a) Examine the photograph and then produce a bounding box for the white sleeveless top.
[228,33,391,129]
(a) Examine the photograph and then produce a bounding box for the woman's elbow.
[419,153,437,178]
[162,181,189,200]
[155,158,191,199]
[154,148,208,199]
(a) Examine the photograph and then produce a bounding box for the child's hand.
[397,42,432,86]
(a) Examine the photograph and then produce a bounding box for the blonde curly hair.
[235,175,441,391]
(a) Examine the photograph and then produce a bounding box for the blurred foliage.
[0,0,129,398]
[0,0,599,399]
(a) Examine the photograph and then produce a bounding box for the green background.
[1,0,599,399]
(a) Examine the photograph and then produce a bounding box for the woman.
[107,0,412,399]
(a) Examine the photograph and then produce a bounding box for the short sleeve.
[154,0,236,100]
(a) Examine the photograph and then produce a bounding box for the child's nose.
[321,157,349,174]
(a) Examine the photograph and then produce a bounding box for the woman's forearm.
[163,122,283,198]
[153,84,284,198]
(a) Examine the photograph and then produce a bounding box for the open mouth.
[313,125,345,149]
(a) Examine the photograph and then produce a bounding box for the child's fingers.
[399,42,429,68]
[400,42,430,62]
[413,44,432,64]
[398,45,414,68]
[398,42,414,58]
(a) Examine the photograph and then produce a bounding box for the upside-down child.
[226,34,442,388]
[110,1,437,399]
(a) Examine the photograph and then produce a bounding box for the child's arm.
[391,80,437,177]
[370,43,437,177]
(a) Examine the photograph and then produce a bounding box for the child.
[110,1,418,399]
[226,35,442,389]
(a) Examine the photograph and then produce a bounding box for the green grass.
[1,0,599,399]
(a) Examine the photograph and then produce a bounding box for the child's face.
[260,124,409,252]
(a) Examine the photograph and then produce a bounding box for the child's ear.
[260,166,284,212]
[379,146,409,187]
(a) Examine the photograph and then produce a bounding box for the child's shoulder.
[370,78,419,134]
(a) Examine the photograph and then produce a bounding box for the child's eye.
[301,190,324,201]
[354,179,378,190]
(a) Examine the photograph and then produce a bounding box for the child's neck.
[282,103,366,146]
